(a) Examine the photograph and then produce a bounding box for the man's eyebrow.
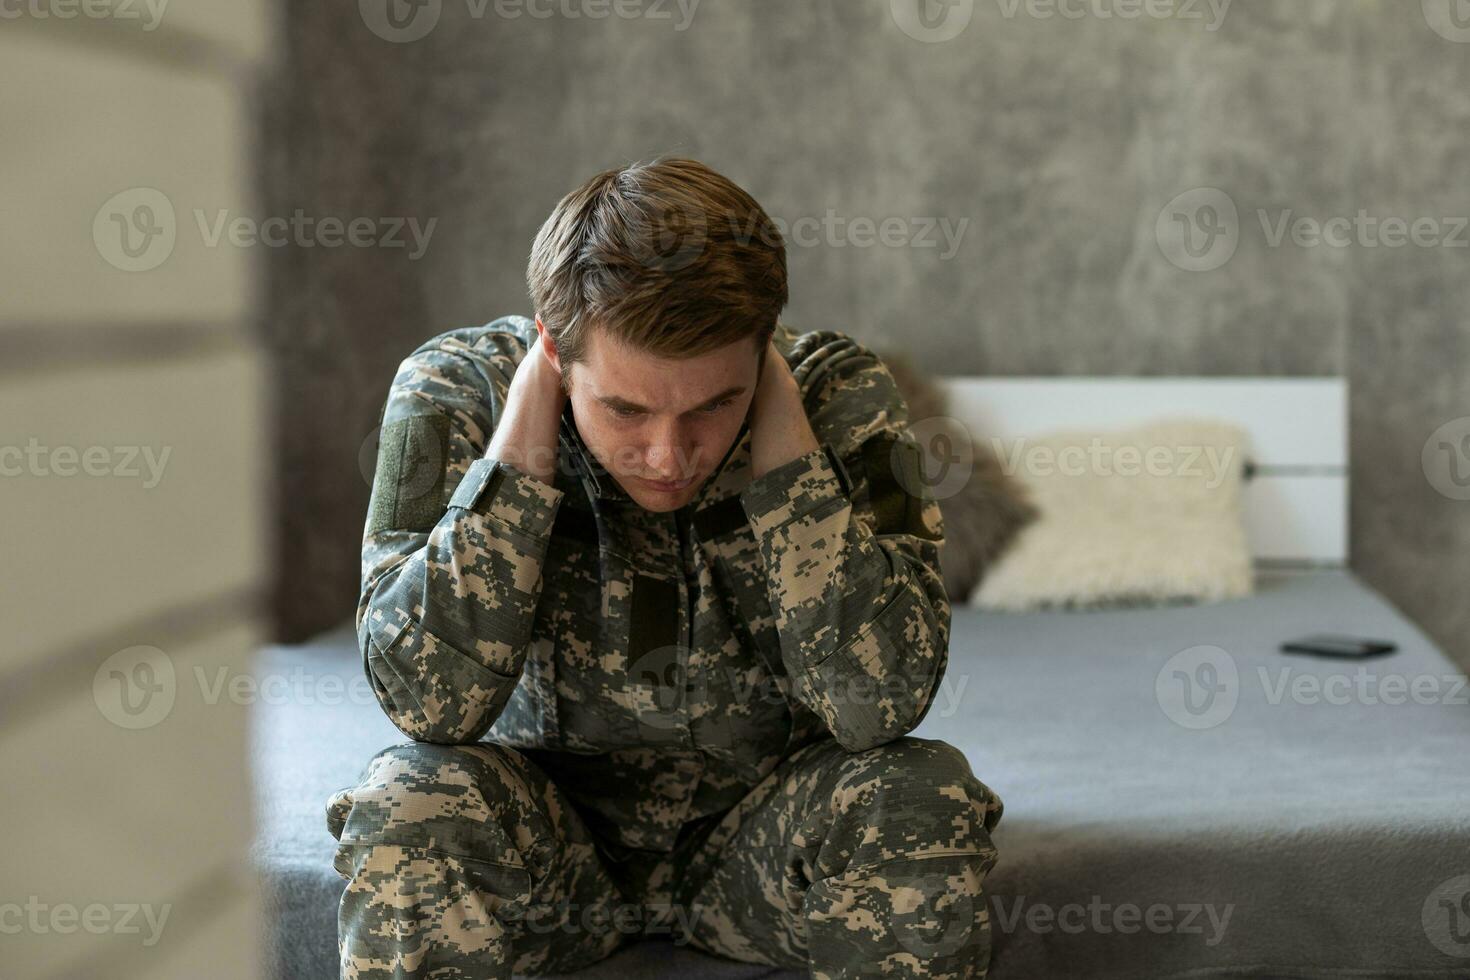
[596,386,747,414]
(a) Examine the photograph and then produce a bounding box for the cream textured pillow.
[972,418,1254,611]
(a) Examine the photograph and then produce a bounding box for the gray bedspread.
[250,571,1470,978]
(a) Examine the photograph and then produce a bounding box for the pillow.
[878,351,1038,603]
[972,417,1254,611]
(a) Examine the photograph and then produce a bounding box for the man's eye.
[699,398,734,415]
[610,405,641,419]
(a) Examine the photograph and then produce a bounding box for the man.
[327,157,1003,979]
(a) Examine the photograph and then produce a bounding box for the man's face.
[541,320,762,513]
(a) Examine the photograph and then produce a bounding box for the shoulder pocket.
[367,413,451,534]
[859,431,938,540]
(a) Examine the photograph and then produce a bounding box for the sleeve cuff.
[740,443,853,539]
[449,457,564,537]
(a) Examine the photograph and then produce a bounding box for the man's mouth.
[640,475,695,492]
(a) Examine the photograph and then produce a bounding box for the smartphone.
[1280,634,1398,659]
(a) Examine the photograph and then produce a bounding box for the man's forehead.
[576,329,761,406]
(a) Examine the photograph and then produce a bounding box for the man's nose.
[645,444,689,479]
[644,425,695,479]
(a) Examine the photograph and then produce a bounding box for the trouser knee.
[818,736,1003,871]
[328,741,538,879]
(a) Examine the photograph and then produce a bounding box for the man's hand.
[484,336,568,486]
[748,339,820,480]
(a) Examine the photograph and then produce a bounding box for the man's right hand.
[484,333,568,487]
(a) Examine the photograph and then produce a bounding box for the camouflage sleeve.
[739,334,950,753]
[357,330,565,745]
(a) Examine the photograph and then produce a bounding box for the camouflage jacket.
[358,314,951,853]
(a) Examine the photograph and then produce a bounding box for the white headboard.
[937,377,1348,566]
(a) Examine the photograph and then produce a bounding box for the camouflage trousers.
[326,735,1003,979]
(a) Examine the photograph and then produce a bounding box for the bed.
[250,379,1470,978]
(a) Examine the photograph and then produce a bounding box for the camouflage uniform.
[328,315,1003,978]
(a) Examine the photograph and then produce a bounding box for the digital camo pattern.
[329,736,1002,979]
[332,314,1000,976]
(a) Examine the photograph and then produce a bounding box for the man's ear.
[534,315,563,375]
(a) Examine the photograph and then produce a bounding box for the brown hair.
[526,156,787,372]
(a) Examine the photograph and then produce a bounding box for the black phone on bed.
[1280,634,1398,659]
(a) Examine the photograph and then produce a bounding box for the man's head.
[526,157,788,512]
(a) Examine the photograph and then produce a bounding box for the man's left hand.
[748,339,821,480]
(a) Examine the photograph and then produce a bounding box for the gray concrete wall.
[262,0,1470,669]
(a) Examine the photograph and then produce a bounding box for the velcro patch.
[366,414,451,534]
[860,431,938,540]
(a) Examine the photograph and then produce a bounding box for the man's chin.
[622,476,701,511]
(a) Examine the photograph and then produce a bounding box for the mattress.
[250,570,1470,978]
